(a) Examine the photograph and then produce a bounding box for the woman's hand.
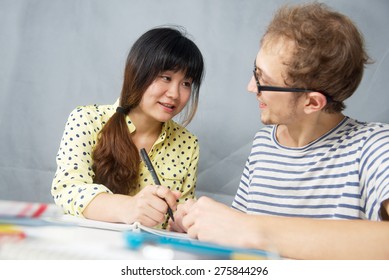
[126,185,181,227]
[83,185,180,228]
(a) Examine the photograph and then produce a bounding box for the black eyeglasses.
[253,60,333,102]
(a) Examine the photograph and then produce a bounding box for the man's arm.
[182,197,389,260]
[252,212,389,259]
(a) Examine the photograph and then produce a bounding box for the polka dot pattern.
[51,101,199,227]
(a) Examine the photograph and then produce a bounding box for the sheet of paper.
[51,214,191,239]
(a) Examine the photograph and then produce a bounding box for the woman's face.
[137,70,193,124]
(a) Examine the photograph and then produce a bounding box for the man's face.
[247,38,305,125]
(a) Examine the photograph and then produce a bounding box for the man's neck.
[276,113,345,148]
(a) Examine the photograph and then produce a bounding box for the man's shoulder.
[344,117,389,135]
[341,118,389,151]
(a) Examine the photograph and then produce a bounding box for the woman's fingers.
[153,185,179,211]
[131,185,179,226]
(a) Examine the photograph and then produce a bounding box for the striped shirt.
[232,117,389,221]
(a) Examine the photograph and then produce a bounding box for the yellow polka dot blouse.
[51,101,199,219]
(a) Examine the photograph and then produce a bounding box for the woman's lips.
[159,102,175,112]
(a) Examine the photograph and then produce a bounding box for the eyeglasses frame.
[253,60,333,103]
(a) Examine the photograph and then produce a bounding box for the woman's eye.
[161,75,171,81]
[182,81,192,88]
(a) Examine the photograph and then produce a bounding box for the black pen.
[140,148,175,222]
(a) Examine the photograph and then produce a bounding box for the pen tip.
[168,208,175,222]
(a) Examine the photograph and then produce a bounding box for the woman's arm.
[83,185,180,227]
[51,106,110,216]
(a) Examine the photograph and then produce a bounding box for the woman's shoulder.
[67,103,116,123]
[164,120,198,143]
[71,103,115,116]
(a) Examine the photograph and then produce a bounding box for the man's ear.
[303,92,328,114]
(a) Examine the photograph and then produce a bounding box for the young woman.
[51,26,204,229]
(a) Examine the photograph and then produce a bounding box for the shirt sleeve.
[51,106,112,217]
[232,157,250,212]
[360,125,389,220]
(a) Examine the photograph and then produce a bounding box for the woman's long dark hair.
[92,26,204,194]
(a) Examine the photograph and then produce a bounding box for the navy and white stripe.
[232,117,389,221]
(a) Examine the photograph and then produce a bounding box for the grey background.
[1,0,388,205]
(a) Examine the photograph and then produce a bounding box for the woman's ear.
[303,92,328,114]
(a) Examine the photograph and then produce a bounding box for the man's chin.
[261,116,273,126]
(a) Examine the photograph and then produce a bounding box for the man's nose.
[247,75,259,94]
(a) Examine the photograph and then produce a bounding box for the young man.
[169,2,389,259]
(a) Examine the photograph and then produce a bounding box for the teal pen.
[140,148,175,222]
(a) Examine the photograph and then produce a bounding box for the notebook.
[51,214,190,240]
